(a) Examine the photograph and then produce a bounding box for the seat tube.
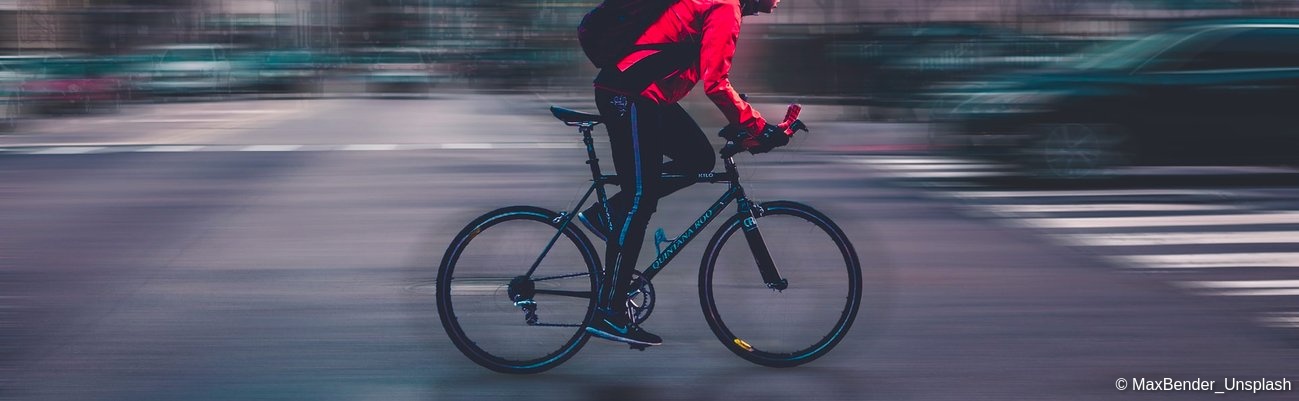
[734,186,788,291]
[581,125,612,208]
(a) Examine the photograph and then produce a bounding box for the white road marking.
[525,142,584,149]
[1016,212,1299,229]
[30,147,103,155]
[240,145,303,152]
[137,145,206,152]
[1259,313,1299,328]
[1206,289,1299,296]
[448,283,505,296]
[1058,231,1299,246]
[984,203,1237,214]
[867,163,1006,171]
[875,171,1010,179]
[845,156,988,165]
[945,189,1233,199]
[1180,280,1299,289]
[1112,252,1299,269]
[441,143,495,150]
[114,119,234,124]
[342,144,401,151]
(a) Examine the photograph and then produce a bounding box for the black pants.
[594,88,715,314]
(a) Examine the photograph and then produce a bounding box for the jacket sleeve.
[700,0,766,135]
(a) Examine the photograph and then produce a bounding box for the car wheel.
[1027,122,1129,178]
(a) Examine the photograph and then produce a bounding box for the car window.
[1174,27,1299,71]
[1067,30,1207,72]
[1133,28,1239,72]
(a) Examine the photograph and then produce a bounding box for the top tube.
[596,171,737,185]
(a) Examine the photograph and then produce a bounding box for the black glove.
[744,123,790,155]
[719,123,789,157]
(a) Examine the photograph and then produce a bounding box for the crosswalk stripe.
[866,163,1005,171]
[846,156,988,165]
[30,147,104,155]
[875,171,1010,179]
[1113,252,1299,268]
[1059,231,1299,246]
[1016,212,1299,229]
[1180,280,1299,289]
[1205,289,1299,296]
[946,189,1233,198]
[1259,313,1299,327]
[984,203,1237,214]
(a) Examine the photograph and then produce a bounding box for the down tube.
[642,186,740,281]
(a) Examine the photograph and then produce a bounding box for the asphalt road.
[1,96,1297,400]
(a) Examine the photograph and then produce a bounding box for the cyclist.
[578,0,787,347]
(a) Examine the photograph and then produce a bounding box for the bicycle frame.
[524,123,788,291]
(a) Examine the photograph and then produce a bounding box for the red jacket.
[597,0,767,136]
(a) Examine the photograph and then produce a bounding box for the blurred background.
[0,1,1293,102]
[5,0,1299,174]
[5,1,1299,400]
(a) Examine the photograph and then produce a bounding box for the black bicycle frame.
[524,123,788,292]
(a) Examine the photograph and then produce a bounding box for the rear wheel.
[437,206,600,374]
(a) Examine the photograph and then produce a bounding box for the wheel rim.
[1038,123,1123,177]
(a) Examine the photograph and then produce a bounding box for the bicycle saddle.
[550,106,602,125]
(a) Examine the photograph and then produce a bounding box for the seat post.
[580,125,603,180]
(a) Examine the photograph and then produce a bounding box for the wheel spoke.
[534,289,593,299]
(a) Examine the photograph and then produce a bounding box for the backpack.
[578,0,679,69]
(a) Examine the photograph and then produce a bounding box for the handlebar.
[719,103,809,158]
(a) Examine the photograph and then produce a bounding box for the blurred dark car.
[932,21,1299,176]
[134,44,256,96]
[865,24,1097,115]
[0,55,45,130]
[344,47,448,94]
[249,49,329,94]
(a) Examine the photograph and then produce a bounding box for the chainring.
[625,270,655,325]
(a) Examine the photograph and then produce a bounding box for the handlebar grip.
[782,104,802,126]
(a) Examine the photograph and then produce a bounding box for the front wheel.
[699,201,862,367]
[436,206,600,374]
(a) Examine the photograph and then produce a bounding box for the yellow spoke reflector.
[733,338,754,352]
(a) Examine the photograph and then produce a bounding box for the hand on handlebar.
[719,103,809,158]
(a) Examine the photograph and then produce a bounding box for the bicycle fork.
[737,198,789,291]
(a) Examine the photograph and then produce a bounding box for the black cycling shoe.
[585,313,662,347]
[576,204,612,242]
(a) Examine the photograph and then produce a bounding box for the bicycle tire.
[699,201,862,367]
[437,206,600,374]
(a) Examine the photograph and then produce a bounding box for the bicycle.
[436,105,863,374]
